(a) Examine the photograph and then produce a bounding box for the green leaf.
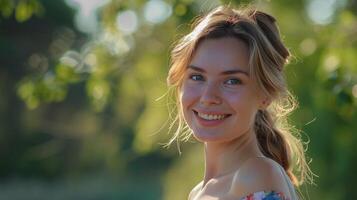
[0,0,15,18]
[15,1,32,22]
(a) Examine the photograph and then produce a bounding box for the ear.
[259,96,271,110]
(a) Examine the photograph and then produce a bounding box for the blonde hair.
[166,5,313,186]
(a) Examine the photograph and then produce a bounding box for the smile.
[193,110,231,121]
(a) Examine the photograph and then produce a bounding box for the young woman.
[166,5,313,200]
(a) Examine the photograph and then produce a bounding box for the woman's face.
[180,37,264,143]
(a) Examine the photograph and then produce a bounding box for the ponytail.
[248,9,313,186]
[255,109,299,185]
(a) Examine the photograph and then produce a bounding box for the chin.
[192,129,234,143]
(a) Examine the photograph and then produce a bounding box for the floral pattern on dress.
[240,191,289,200]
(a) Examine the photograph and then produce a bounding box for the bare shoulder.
[188,181,203,200]
[229,157,292,198]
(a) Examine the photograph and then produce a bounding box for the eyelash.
[189,74,204,81]
[189,74,242,85]
[225,78,242,85]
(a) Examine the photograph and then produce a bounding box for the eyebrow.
[188,65,250,76]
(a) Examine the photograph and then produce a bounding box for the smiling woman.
[166,5,313,200]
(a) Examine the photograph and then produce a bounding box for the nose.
[200,83,222,106]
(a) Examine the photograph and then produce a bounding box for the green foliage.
[17,75,67,109]
[0,0,14,18]
[0,0,44,22]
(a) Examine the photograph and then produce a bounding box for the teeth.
[197,112,227,120]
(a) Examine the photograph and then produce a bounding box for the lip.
[193,110,231,127]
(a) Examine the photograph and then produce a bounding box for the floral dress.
[240,191,289,200]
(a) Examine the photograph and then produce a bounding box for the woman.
[166,5,313,200]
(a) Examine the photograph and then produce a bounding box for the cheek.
[225,90,259,116]
[180,84,200,122]
[180,84,200,107]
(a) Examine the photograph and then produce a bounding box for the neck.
[202,129,264,185]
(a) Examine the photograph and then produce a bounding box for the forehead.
[189,37,250,73]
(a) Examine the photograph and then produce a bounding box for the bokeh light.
[116,10,139,35]
[306,0,348,25]
[299,38,317,56]
[352,85,357,98]
[143,0,172,24]
[65,0,109,33]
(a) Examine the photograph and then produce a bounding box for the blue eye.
[225,78,241,85]
[190,74,204,81]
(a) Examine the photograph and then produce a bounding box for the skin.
[180,37,293,200]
